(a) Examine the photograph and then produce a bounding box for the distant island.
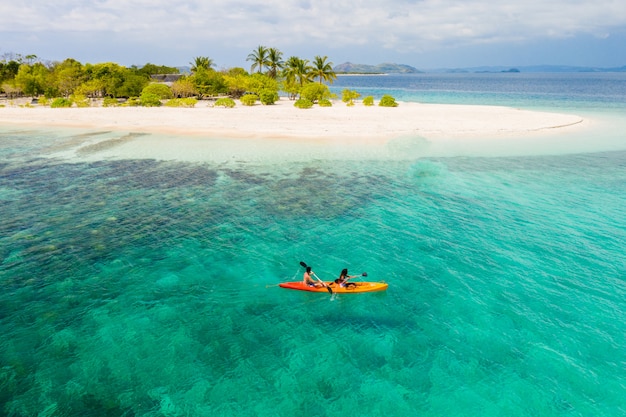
[333,62,422,74]
[332,62,626,74]
[436,65,626,73]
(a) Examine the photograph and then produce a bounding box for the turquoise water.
[331,72,626,111]
[1,74,626,416]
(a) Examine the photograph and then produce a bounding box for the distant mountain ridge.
[333,62,422,74]
[432,65,626,73]
[174,63,624,74]
[332,62,626,74]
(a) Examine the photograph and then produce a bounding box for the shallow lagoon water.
[1,73,626,416]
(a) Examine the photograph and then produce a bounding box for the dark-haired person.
[334,268,358,288]
[303,266,322,287]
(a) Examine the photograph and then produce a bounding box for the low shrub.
[294,98,313,109]
[240,94,258,106]
[102,97,119,107]
[363,96,374,106]
[342,89,361,106]
[165,98,197,108]
[301,83,331,103]
[215,97,236,108]
[379,95,398,107]
[142,83,173,99]
[122,98,141,107]
[71,94,90,108]
[259,89,278,105]
[50,98,73,108]
[140,92,162,107]
[318,99,332,107]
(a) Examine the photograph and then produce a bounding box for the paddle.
[342,272,367,287]
[300,261,333,294]
[346,272,367,281]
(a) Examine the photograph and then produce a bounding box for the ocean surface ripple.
[1,73,625,416]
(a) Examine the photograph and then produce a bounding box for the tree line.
[0,46,338,105]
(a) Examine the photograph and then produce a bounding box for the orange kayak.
[279,281,388,293]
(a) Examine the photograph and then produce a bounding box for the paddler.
[334,268,358,287]
[303,266,323,287]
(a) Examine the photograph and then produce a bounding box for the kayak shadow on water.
[316,305,408,332]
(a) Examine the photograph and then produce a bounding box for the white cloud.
[1,0,625,65]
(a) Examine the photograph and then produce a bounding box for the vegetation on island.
[0,49,398,109]
[333,62,421,74]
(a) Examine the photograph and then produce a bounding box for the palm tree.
[266,47,284,79]
[283,56,313,87]
[247,45,270,74]
[190,56,214,73]
[24,54,38,65]
[311,55,336,85]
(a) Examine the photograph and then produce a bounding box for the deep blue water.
[331,72,626,110]
[1,73,625,416]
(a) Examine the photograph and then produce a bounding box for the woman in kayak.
[334,269,358,288]
[303,266,322,287]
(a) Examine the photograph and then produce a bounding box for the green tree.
[282,56,312,99]
[247,73,278,95]
[116,71,149,98]
[14,63,49,97]
[311,55,336,85]
[224,67,248,77]
[24,54,38,65]
[246,73,279,105]
[284,56,312,86]
[75,79,105,99]
[1,83,21,99]
[0,60,20,84]
[223,68,250,98]
[247,45,269,74]
[84,62,123,97]
[189,69,227,98]
[137,63,179,76]
[266,47,284,79]
[171,77,197,98]
[50,58,85,97]
[84,62,148,98]
[190,56,215,73]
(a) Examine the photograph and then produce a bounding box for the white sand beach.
[0,98,591,161]
[0,98,586,140]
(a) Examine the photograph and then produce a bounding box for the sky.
[2,0,626,70]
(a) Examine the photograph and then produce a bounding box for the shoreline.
[0,97,586,141]
[0,98,594,162]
